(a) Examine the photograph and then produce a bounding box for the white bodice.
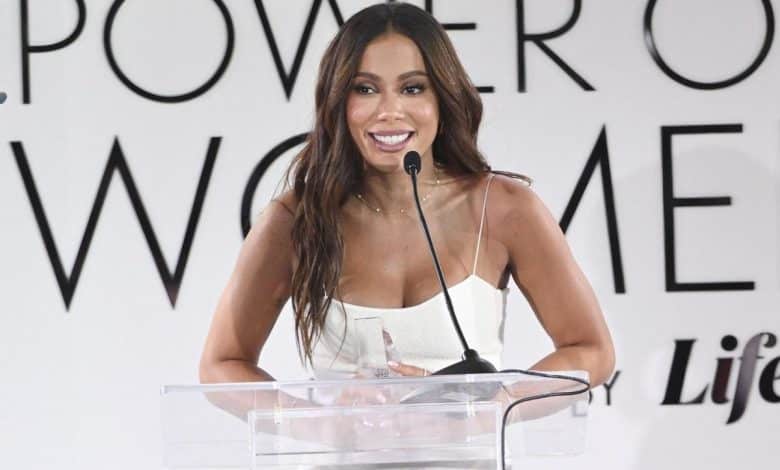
[310,274,508,378]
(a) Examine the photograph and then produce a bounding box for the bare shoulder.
[271,189,299,217]
[245,189,298,251]
[234,189,298,298]
[487,173,569,271]
[487,172,547,223]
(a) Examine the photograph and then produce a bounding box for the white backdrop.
[1,0,779,468]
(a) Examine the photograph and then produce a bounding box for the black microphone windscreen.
[403,151,421,175]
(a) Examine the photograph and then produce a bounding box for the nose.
[375,91,405,121]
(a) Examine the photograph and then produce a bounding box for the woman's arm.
[199,196,296,384]
[493,176,615,387]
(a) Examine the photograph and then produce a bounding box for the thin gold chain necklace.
[355,171,441,215]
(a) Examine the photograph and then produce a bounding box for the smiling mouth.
[369,131,414,151]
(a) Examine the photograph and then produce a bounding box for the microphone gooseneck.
[403,151,497,375]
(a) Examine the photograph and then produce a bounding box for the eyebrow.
[354,70,428,81]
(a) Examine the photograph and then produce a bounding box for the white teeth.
[372,133,411,145]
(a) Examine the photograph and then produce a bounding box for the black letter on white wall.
[516,0,593,93]
[20,0,86,104]
[104,0,235,103]
[644,0,775,90]
[661,125,755,291]
[11,138,219,308]
[254,0,345,100]
[559,127,625,294]
[241,133,308,237]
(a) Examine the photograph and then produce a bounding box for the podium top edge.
[160,370,588,395]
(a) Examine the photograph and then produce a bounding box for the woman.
[200,3,614,387]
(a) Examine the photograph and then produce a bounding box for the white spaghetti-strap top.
[310,174,508,378]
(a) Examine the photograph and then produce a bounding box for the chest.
[338,215,482,307]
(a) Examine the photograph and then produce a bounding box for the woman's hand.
[387,360,432,377]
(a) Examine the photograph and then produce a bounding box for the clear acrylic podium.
[161,371,589,469]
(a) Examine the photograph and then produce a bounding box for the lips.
[368,131,414,152]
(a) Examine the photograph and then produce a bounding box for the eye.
[353,84,376,95]
[402,83,426,95]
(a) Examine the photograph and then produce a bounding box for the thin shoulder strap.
[472,173,495,275]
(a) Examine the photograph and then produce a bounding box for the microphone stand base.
[432,349,498,375]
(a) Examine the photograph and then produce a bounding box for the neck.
[359,152,440,214]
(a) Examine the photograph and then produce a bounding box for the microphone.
[403,151,497,375]
[403,151,421,175]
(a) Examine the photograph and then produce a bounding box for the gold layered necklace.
[355,169,441,215]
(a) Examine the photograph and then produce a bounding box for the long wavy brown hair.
[287,2,499,364]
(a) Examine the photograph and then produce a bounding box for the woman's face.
[346,32,439,173]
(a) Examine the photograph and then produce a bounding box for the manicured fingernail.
[387,360,399,368]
